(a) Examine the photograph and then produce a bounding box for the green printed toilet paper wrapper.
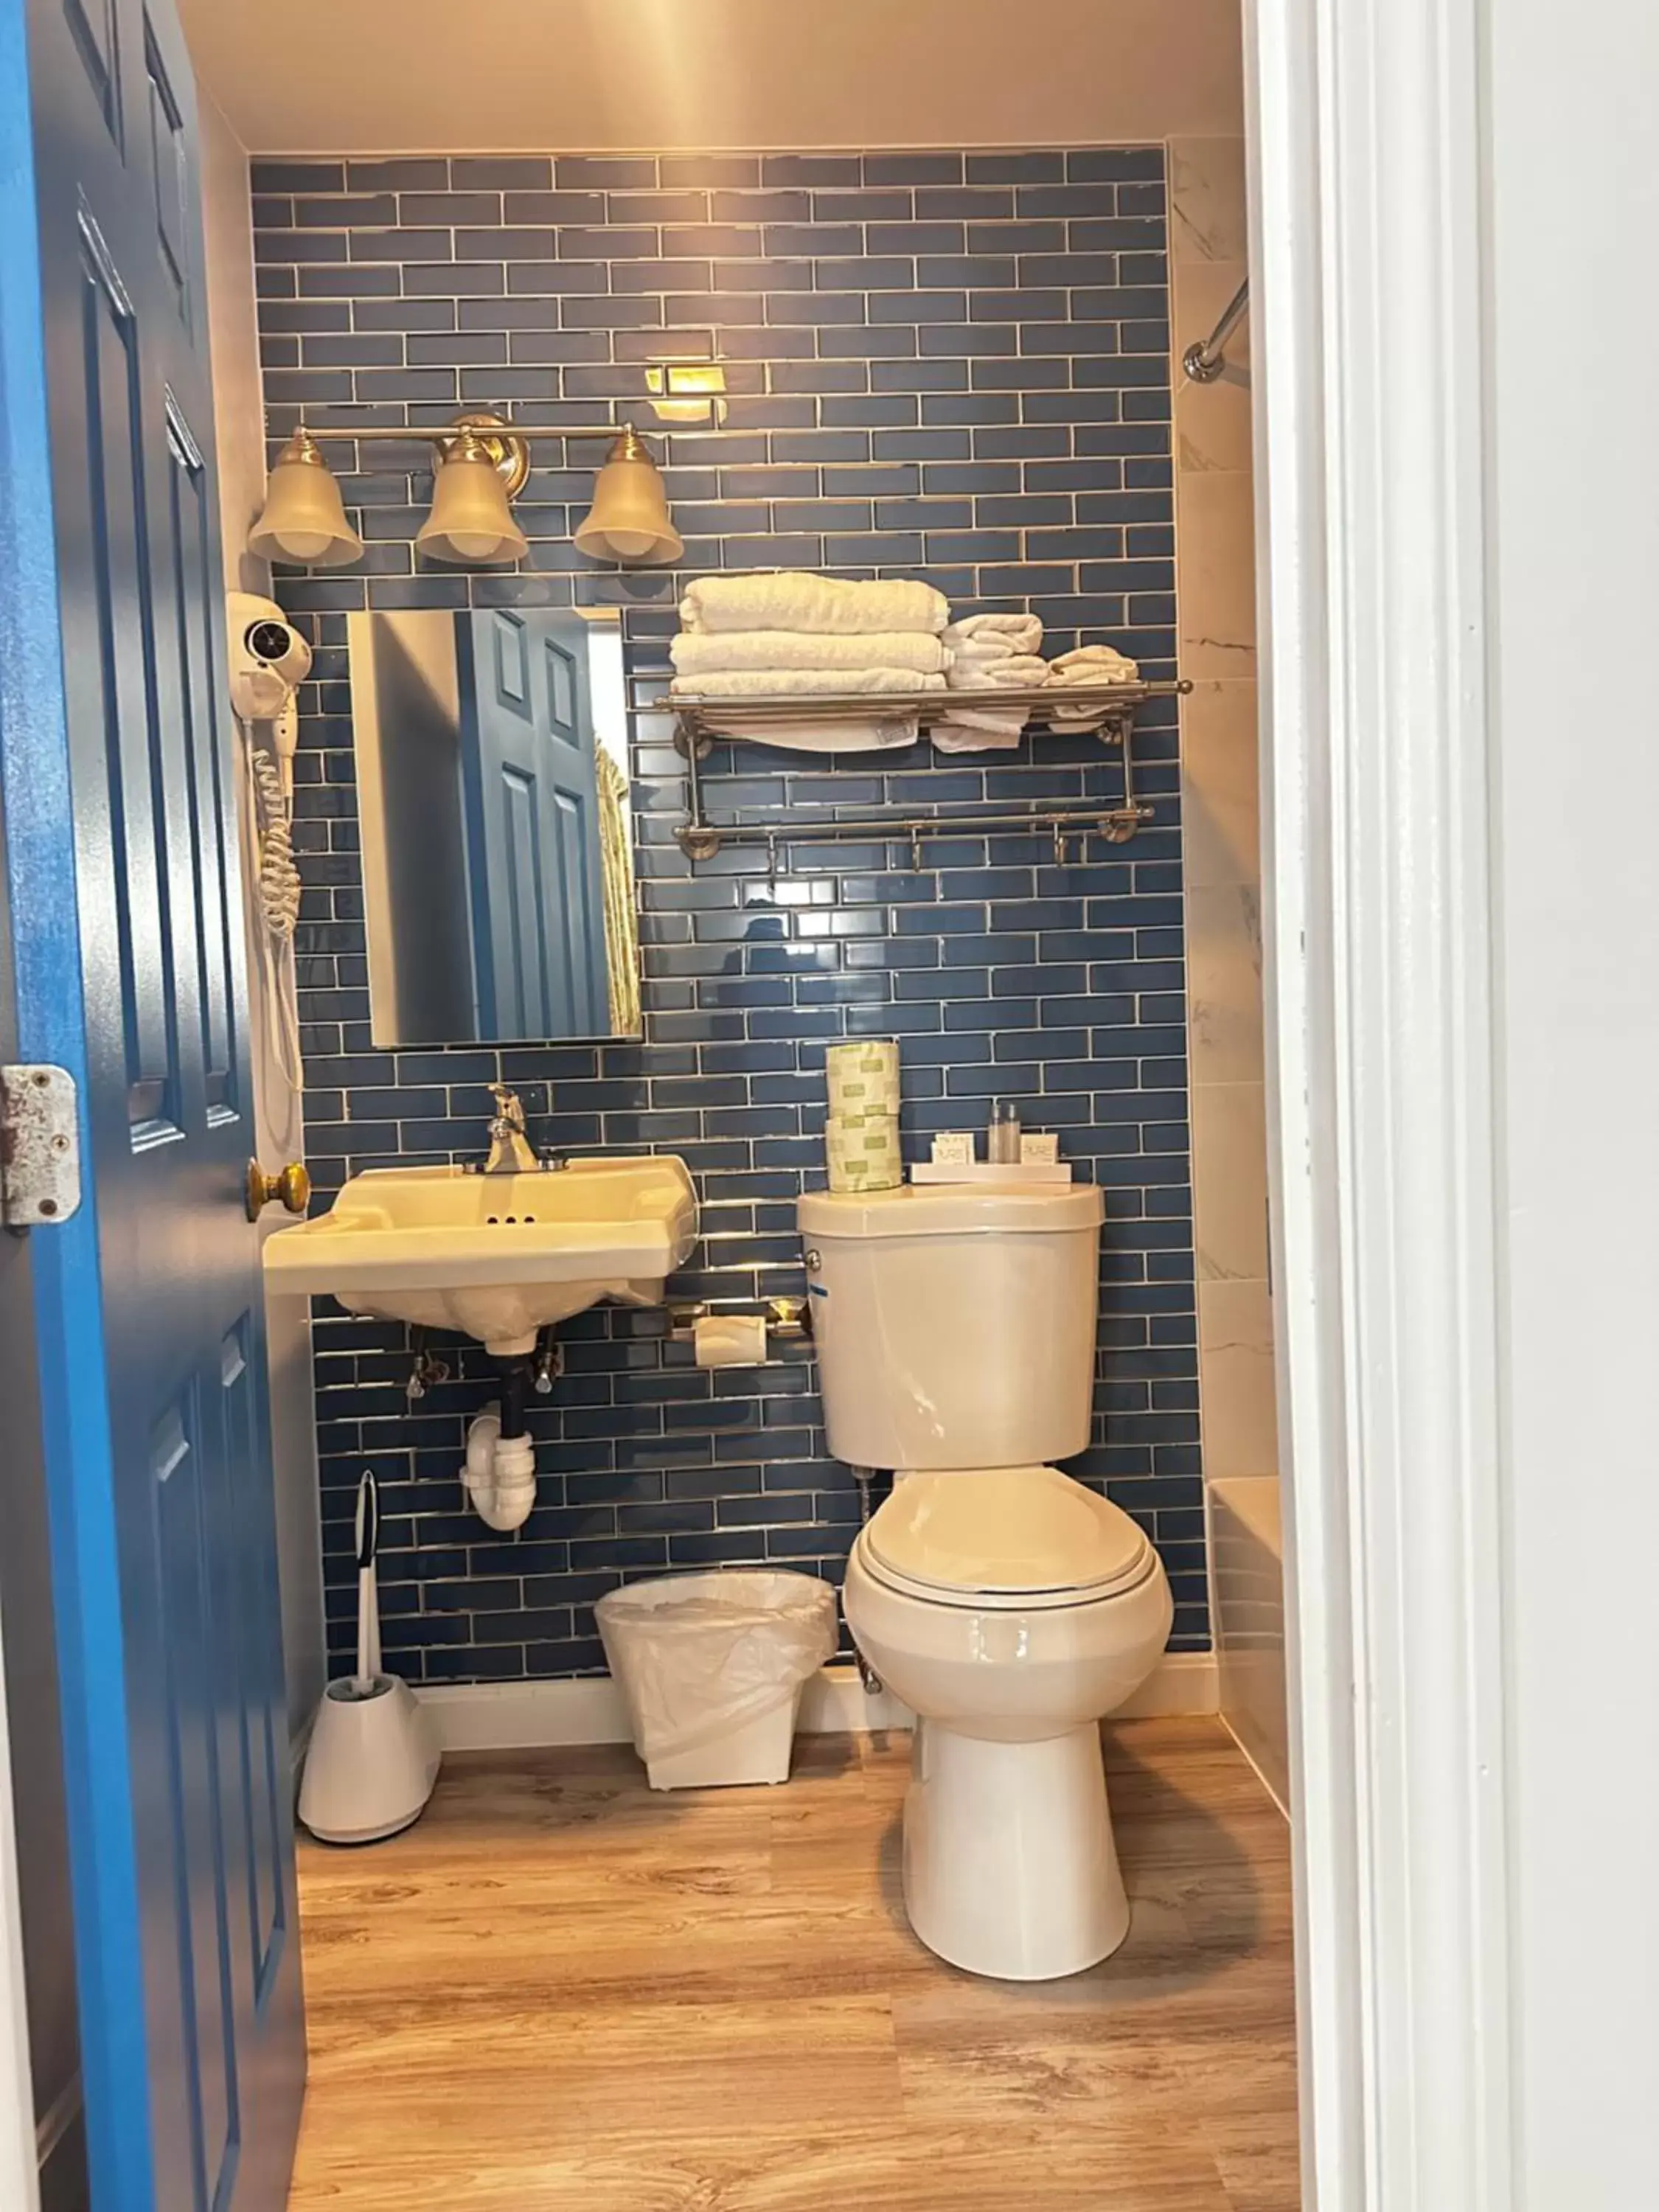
[826,1111,902,1192]
[825,1038,901,1116]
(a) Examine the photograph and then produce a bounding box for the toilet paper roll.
[827,1111,902,1193]
[826,1038,901,1116]
[693,1312,768,1368]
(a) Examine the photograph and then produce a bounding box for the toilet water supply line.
[852,1468,884,1697]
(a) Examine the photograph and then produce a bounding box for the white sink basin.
[262,1157,698,1355]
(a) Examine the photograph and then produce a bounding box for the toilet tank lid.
[867,1467,1153,1597]
[799,1183,1104,1237]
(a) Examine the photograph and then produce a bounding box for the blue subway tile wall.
[248,145,1206,1683]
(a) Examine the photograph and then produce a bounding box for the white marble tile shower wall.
[250,147,1208,1684]
[1171,136,1274,1478]
[1170,135,1286,1797]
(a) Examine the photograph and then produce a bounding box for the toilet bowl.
[799,1180,1172,1982]
[844,1464,1172,1980]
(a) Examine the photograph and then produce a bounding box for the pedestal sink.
[262,1156,698,1355]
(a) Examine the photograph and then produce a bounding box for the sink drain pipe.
[462,1354,538,1532]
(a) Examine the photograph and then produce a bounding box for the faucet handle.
[487,1082,524,1125]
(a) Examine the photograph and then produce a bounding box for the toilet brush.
[298,1470,441,1844]
[352,1469,381,1693]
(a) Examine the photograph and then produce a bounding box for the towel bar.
[666,680,1189,863]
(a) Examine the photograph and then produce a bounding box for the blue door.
[0,1,305,2208]
[458,608,611,1037]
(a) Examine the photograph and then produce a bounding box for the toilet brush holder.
[298,1470,440,1844]
[299,1674,440,1845]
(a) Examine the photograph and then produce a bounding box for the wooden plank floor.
[288,1717,1298,2211]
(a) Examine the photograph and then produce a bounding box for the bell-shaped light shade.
[575,428,684,566]
[416,431,529,566]
[248,431,364,568]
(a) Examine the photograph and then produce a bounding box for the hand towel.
[1047,644,1141,681]
[933,619,1048,751]
[670,629,951,678]
[680,571,950,637]
[933,717,1023,754]
[1045,644,1141,728]
[670,667,947,699]
[931,654,1050,746]
[947,654,1050,692]
[942,611,1045,660]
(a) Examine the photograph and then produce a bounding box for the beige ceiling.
[179,0,1242,153]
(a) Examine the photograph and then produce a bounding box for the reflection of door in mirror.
[349,608,639,1048]
[459,611,609,1040]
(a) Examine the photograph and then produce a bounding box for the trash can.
[596,1570,838,1790]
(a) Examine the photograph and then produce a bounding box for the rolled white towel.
[670,629,951,679]
[1046,644,1141,727]
[681,572,950,637]
[942,611,1044,660]
[669,667,947,699]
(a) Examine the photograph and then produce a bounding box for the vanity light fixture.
[574,426,684,566]
[415,421,529,566]
[247,411,685,571]
[247,428,365,568]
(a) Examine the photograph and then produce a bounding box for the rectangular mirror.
[349,607,640,1048]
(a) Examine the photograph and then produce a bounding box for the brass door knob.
[246,1159,310,1222]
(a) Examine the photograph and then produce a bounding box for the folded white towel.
[670,629,951,678]
[669,667,947,700]
[1046,644,1141,727]
[946,654,1049,693]
[695,714,922,754]
[931,639,1048,749]
[942,611,1044,659]
[1047,644,1141,682]
[681,571,950,637]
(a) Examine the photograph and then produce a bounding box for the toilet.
[799,1182,1172,1982]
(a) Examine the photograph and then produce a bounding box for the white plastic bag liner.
[597,1570,837,1778]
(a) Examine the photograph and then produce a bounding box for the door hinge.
[1,1065,82,1228]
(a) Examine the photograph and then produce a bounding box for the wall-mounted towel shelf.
[669,681,1191,863]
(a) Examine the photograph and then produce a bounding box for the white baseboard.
[416,1652,1218,1754]
[1116,1649,1219,1718]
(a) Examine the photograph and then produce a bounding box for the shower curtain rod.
[1183,276,1251,383]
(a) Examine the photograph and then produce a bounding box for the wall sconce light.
[574,427,685,565]
[247,411,684,571]
[644,361,728,426]
[247,428,365,568]
[415,419,529,566]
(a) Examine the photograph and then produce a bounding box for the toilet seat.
[862,1465,1158,1612]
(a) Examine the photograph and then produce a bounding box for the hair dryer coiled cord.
[248,743,302,938]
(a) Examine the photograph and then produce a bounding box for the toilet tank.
[798,1183,1105,1472]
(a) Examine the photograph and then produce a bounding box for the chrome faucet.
[483,1084,539,1175]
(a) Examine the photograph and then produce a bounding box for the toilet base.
[901,1720,1130,1980]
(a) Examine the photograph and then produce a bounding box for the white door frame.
[1247,0,1516,2206]
[0,7,1523,2211]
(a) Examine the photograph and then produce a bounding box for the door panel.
[61,0,119,135]
[459,608,611,1040]
[1,0,307,2205]
[159,394,237,1119]
[74,208,181,1137]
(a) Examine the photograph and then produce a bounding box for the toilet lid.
[864,1466,1155,1604]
